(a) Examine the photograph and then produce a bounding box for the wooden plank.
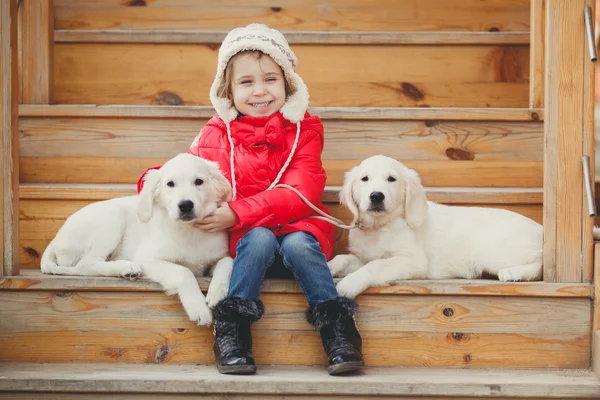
[1,0,19,276]
[3,395,593,400]
[19,104,545,121]
[18,184,545,204]
[53,43,530,107]
[21,0,53,104]
[19,117,544,161]
[3,270,589,297]
[53,0,530,33]
[529,0,545,108]
[16,197,542,268]
[19,158,544,187]
[1,364,599,399]
[54,30,531,45]
[0,292,590,368]
[544,0,586,282]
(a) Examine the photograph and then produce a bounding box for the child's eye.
[240,80,252,85]
[167,181,175,188]
[195,178,204,186]
[266,77,277,82]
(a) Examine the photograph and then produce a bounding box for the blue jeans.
[228,227,338,305]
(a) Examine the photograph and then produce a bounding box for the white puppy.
[328,155,543,299]
[41,153,234,326]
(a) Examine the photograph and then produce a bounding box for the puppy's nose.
[178,200,194,213]
[370,191,385,203]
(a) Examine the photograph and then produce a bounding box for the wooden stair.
[2,362,600,399]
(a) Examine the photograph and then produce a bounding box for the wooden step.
[18,104,544,188]
[16,183,543,268]
[0,271,592,368]
[1,362,598,399]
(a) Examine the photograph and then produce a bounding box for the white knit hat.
[209,23,309,124]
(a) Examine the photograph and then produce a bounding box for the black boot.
[212,296,264,375]
[306,296,364,375]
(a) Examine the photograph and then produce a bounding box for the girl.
[140,24,363,376]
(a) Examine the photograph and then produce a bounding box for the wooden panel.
[1,0,19,276]
[1,364,599,399]
[3,270,589,297]
[19,117,544,161]
[0,291,590,368]
[544,0,586,282]
[54,30,531,45]
[53,0,530,32]
[53,43,530,107]
[17,199,542,268]
[530,0,545,108]
[18,185,544,204]
[3,395,593,400]
[21,0,54,104]
[20,157,544,187]
[19,104,544,121]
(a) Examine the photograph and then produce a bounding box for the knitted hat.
[209,23,309,124]
[209,24,308,201]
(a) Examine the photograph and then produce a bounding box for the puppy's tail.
[40,240,59,274]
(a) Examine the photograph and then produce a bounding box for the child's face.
[230,53,286,118]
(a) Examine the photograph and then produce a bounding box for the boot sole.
[328,361,365,375]
[217,364,257,375]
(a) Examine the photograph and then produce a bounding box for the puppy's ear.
[137,169,160,223]
[207,160,232,202]
[404,168,428,229]
[340,166,360,222]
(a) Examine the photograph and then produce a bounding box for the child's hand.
[194,203,237,232]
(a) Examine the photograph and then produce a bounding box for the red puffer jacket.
[137,111,335,260]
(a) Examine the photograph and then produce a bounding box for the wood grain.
[21,0,53,104]
[0,291,589,368]
[3,270,590,297]
[1,0,19,276]
[19,104,545,121]
[54,30,531,45]
[19,157,544,187]
[19,116,544,161]
[53,43,530,107]
[544,0,586,282]
[53,0,530,32]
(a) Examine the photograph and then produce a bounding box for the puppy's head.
[340,155,428,229]
[137,153,231,223]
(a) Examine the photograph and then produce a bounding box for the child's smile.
[231,54,286,117]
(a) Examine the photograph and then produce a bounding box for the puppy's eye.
[195,178,204,186]
[361,176,369,182]
[387,176,397,182]
[167,181,175,188]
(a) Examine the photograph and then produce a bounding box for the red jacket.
[137,111,335,260]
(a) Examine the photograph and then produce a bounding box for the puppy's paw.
[117,261,143,280]
[206,281,228,309]
[335,276,363,299]
[498,268,523,282]
[328,256,347,277]
[183,299,213,326]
